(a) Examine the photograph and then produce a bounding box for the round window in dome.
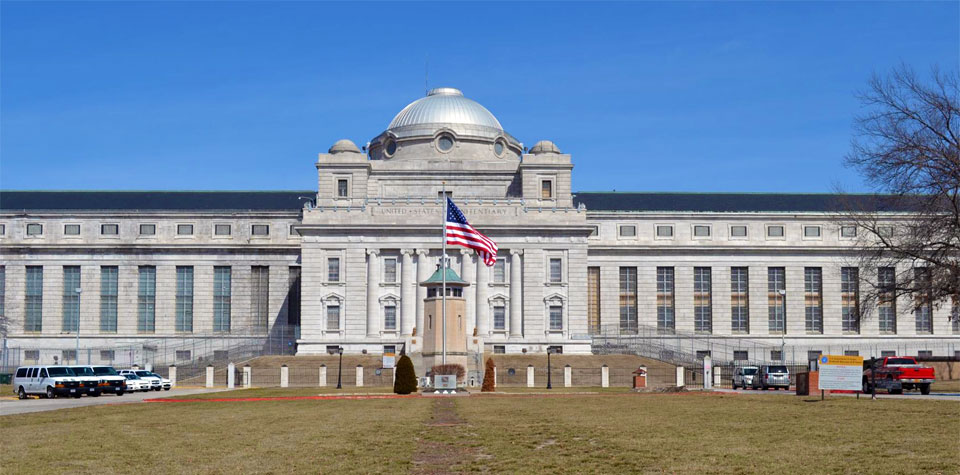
[436,134,455,152]
[384,139,397,157]
[494,139,506,157]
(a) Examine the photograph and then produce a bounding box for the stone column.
[526,365,535,388]
[356,365,364,387]
[168,366,177,388]
[243,365,251,388]
[366,249,380,338]
[401,250,416,336]
[319,365,327,387]
[461,249,477,337]
[475,250,490,336]
[601,365,609,388]
[415,250,431,336]
[205,366,214,388]
[280,365,289,388]
[509,250,523,337]
[227,362,236,389]
[676,366,685,387]
[564,365,572,388]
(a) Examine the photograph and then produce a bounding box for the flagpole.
[441,182,447,366]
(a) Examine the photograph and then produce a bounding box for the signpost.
[382,353,396,370]
[818,355,864,400]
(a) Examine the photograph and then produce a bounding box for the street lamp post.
[75,287,82,364]
[336,346,344,389]
[546,347,553,390]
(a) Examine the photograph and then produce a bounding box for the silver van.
[12,365,81,399]
[732,366,759,389]
[752,365,791,390]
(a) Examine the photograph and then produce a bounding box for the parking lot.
[0,387,227,416]
[714,387,960,401]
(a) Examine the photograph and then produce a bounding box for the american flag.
[445,198,498,266]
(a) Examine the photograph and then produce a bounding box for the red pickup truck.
[862,356,935,395]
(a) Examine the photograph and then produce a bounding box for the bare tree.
[843,65,959,326]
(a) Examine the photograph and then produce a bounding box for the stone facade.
[1,88,957,370]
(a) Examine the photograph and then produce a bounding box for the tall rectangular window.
[694,267,712,333]
[915,267,933,334]
[384,305,397,330]
[804,268,823,334]
[768,267,786,333]
[251,266,270,330]
[549,258,562,283]
[493,305,506,330]
[841,267,860,333]
[25,267,43,332]
[326,305,340,330]
[878,267,897,334]
[619,267,637,333]
[176,266,194,332]
[214,266,232,332]
[951,295,958,334]
[657,267,675,333]
[493,258,506,283]
[337,179,349,197]
[62,266,81,333]
[0,266,5,325]
[383,258,398,283]
[541,180,553,199]
[100,266,118,332]
[137,266,156,333]
[327,257,340,282]
[731,267,749,333]
[287,267,301,326]
[549,305,563,330]
[587,267,601,334]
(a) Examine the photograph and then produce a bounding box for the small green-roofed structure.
[420,267,468,287]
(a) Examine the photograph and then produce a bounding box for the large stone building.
[1,87,957,370]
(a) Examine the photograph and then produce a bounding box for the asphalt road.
[1,387,227,416]
[714,388,960,401]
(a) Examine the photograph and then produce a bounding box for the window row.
[17,265,300,334]
[605,223,863,240]
[593,266,941,336]
[321,255,523,284]
[13,222,292,238]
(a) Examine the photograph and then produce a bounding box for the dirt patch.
[411,399,477,474]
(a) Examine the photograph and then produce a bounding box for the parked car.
[732,366,759,390]
[122,373,150,392]
[12,365,81,399]
[752,365,790,390]
[88,365,128,396]
[119,370,162,391]
[146,372,172,390]
[67,366,104,397]
[862,356,935,395]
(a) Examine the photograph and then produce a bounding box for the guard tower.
[420,264,470,373]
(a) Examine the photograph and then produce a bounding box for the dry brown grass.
[1,391,957,474]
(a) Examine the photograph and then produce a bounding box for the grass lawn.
[1,391,957,473]
[932,379,960,392]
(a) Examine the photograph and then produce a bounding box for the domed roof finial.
[328,139,361,154]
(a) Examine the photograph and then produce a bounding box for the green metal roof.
[420,267,468,286]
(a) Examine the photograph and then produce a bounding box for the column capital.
[367,249,380,257]
[510,249,523,256]
[415,248,430,257]
[401,249,414,257]
[459,248,473,256]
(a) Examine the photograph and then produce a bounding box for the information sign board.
[818,355,864,391]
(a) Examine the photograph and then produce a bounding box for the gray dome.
[329,139,361,154]
[529,140,561,154]
[388,88,503,132]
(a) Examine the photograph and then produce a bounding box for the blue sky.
[2,1,957,193]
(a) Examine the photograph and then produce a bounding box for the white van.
[87,365,128,396]
[67,366,104,397]
[12,366,82,399]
